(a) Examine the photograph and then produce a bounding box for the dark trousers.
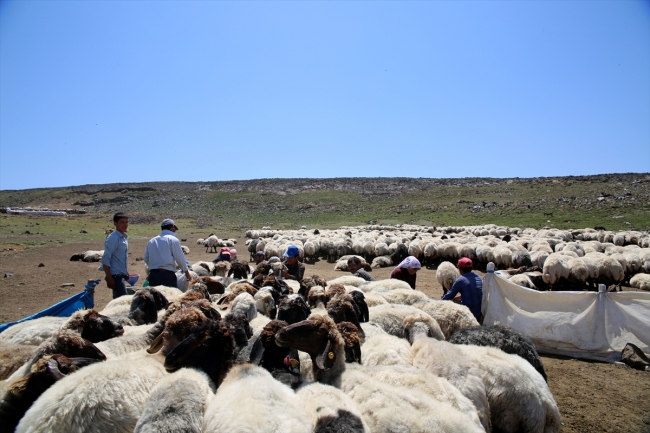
[148,269,178,288]
[110,274,128,299]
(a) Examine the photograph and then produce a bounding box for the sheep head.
[336,322,362,364]
[163,320,236,388]
[276,295,310,325]
[64,310,124,343]
[326,295,365,339]
[275,315,343,371]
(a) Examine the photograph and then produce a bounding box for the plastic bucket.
[127,274,140,286]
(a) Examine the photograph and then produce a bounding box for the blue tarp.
[0,283,96,334]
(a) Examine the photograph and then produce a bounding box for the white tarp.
[482,266,650,363]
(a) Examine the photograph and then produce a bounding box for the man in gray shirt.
[347,256,375,281]
[145,218,191,288]
[102,212,129,299]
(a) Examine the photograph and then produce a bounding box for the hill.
[1,173,649,232]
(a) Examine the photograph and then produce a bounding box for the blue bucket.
[127,274,140,286]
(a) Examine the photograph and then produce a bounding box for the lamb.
[0,309,124,346]
[202,364,312,433]
[449,324,548,382]
[133,368,215,433]
[436,261,459,294]
[403,314,491,433]
[455,344,561,433]
[412,300,479,340]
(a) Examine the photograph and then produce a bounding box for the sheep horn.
[46,358,66,380]
[146,332,165,354]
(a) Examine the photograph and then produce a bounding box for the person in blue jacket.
[441,257,483,322]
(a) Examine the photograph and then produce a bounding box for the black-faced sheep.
[277,295,311,325]
[248,320,302,389]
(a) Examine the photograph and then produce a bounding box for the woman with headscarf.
[390,256,421,289]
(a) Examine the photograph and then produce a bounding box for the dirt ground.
[1,234,649,433]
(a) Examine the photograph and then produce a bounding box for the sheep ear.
[146,332,165,354]
[164,332,210,371]
[216,295,229,305]
[150,289,169,310]
[314,338,335,370]
[353,344,362,364]
[248,337,265,365]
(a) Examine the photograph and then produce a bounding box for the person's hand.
[185,270,192,281]
[105,275,115,289]
[281,270,290,279]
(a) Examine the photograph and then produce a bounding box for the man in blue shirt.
[102,213,129,299]
[144,218,191,288]
[441,257,483,322]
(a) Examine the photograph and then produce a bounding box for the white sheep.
[542,253,571,286]
[436,261,459,293]
[358,278,412,293]
[327,275,367,287]
[368,304,444,341]
[373,288,431,305]
[456,344,561,433]
[134,367,215,433]
[359,322,413,367]
[404,314,491,433]
[371,255,393,268]
[202,364,312,433]
[630,273,650,291]
[296,382,371,433]
[413,300,479,340]
[16,356,167,433]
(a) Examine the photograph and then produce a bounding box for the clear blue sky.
[1,0,648,190]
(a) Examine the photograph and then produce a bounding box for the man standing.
[102,213,129,299]
[145,218,191,287]
[281,245,305,282]
[347,256,375,281]
[441,257,483,322]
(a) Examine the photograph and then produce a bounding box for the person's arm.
[102,236,116,289]
[171,239,191,280]
[442,278,465,301]
[297,263,305,281]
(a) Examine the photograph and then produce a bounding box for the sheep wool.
[202,364,312,433]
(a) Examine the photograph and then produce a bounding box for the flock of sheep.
[241,223,650,292]
[1,222,648,433]
[1,253,562,433]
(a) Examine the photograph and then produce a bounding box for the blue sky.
[1,0,648,190]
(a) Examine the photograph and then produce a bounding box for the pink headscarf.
[393,256,421,273]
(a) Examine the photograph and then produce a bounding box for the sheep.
[109,288,169,326]
[455,344,561,433]
[133,368,214,433]
[403,314,491,433]
[15,356,167,433]
[436,261,459,294]
[327,275,367,287]
[509,274,537,289]
[191,261,214,276]
[371,255,393,268]
[368,303,444,340]
[254,287,277,319]
[449,324,548,382]
[630,273,650,291]
[276,315,483,433]
[69,250,104,262]
[360,364,484,431]
[370,288,430,306]
[357,278,412,293]
[0,343,37,380]
[3,329,107,384]
[204,235,220,253]
[493,246,513,269]
[248,320,303,389]
[0,309,124,346]
[202,364,312,433]
[1,355,104,433]
[412,300,479,340]
[277,295,311,325]
[358,322,413,367]
[326,296,365,339]
[225,293,257,322]
[542,253,571,287]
